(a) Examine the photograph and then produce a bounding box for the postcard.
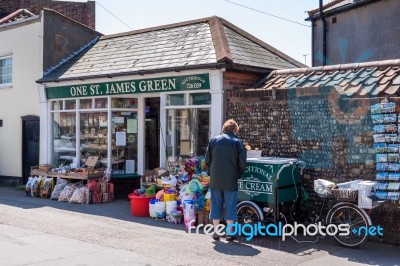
[387,144,399,153]
[373,125,385,133]
[376,172,388,180]
[387,182,400,190]
[383,113,396,123]
[388,173,400,181]
[374,143,387,153]
[388,192,400,200]
[385,134,397,142]
[376,154,388,163]
[375,191,388,199]
[371,114,383,124]
[376,163,388,171]
[388,153,400,163]
[385,124,397,133]
[373,134,385,143]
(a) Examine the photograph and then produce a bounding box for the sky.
[77,0,330,66]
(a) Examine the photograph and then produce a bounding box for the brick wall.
[226,85,400,245]
[224,70,264,91]
[0,0,95,29]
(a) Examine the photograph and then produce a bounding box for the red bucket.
[128,194,154,217]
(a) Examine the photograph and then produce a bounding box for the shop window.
[0,56,12,86]
[51,100,63,111]
[80,99,92,109]
[95,98,108,108]
[50,97,138,173]
[166,94,185,106]
[65,100,76,110]
[166,108,210,161]
[112,98,137,108]
[52,112,77,166]
[190,93,211,105]
[111,111,138,174]
[80,112,108,168]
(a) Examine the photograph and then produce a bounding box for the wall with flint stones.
[224,71,400,244]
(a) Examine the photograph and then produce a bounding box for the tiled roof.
[39,16,304,82]
[0,9,35,25]
[256,59,400,96]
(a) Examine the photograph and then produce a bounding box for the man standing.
[205,119,247,241]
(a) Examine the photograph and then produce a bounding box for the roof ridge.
[217,17,306,68]
[208,16,232,63]
[270,59,400,76]
[0,8,35,24]
[101,16,214,40]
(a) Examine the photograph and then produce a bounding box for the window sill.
[0,84,12,89]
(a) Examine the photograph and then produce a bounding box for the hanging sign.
[46,74,210,99]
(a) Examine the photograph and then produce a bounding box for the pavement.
[0,186,399,266]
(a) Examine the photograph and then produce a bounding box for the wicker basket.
[331,188,358,202]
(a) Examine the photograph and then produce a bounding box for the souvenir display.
[371,99,400,200]
[139,155,211,226]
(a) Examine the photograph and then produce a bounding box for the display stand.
[371,99,400,202]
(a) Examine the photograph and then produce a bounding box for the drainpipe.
[319,0,327,66]
[311,19,315,67]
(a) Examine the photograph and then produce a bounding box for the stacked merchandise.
[25,171,114,204]
[140,156,211,226]
[371,99,400,201]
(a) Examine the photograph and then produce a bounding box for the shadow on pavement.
[1,186,399,264]
[213,240,261,256]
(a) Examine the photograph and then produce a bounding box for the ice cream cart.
[237,157,303,224]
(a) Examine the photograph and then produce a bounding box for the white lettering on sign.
[245,165,273,181]
[139,79,176,92]
[238,180,273,194]
[70,85,88,96]
[105,82,136,94]
[89,84,101,95]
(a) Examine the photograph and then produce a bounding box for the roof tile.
[258,59,400,97]
[41,16,303,81]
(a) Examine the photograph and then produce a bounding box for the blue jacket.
[205,131,247,191]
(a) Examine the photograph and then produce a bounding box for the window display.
[166,108,210,160]
[81,112,108,168]
[50,97,138,174]
[52,112,78,166]
[112,111,138,174]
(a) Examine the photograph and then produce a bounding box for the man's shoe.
[226,235,236,242]
[212,233,220,241]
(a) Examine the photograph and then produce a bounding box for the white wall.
[0,19,43,177]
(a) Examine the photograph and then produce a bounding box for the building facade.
[0,9,101,184]
[0,0,95,29]
[308,0,400,66]
[227,60,400,244]
[37,16,303,179]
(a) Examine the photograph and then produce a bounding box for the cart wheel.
[237,201,264,224]
[326,203,370,248]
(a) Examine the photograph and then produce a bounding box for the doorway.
[22,115,40,183]
[145,98,160,170]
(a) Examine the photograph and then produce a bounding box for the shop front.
[39,71,223,177]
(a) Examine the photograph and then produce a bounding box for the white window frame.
[0,55,12,88]
[161,90,212,166]
[49,96,139,170]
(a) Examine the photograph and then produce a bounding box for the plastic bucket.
[128,194,154,217]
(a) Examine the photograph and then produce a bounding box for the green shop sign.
[46,74,210,99]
